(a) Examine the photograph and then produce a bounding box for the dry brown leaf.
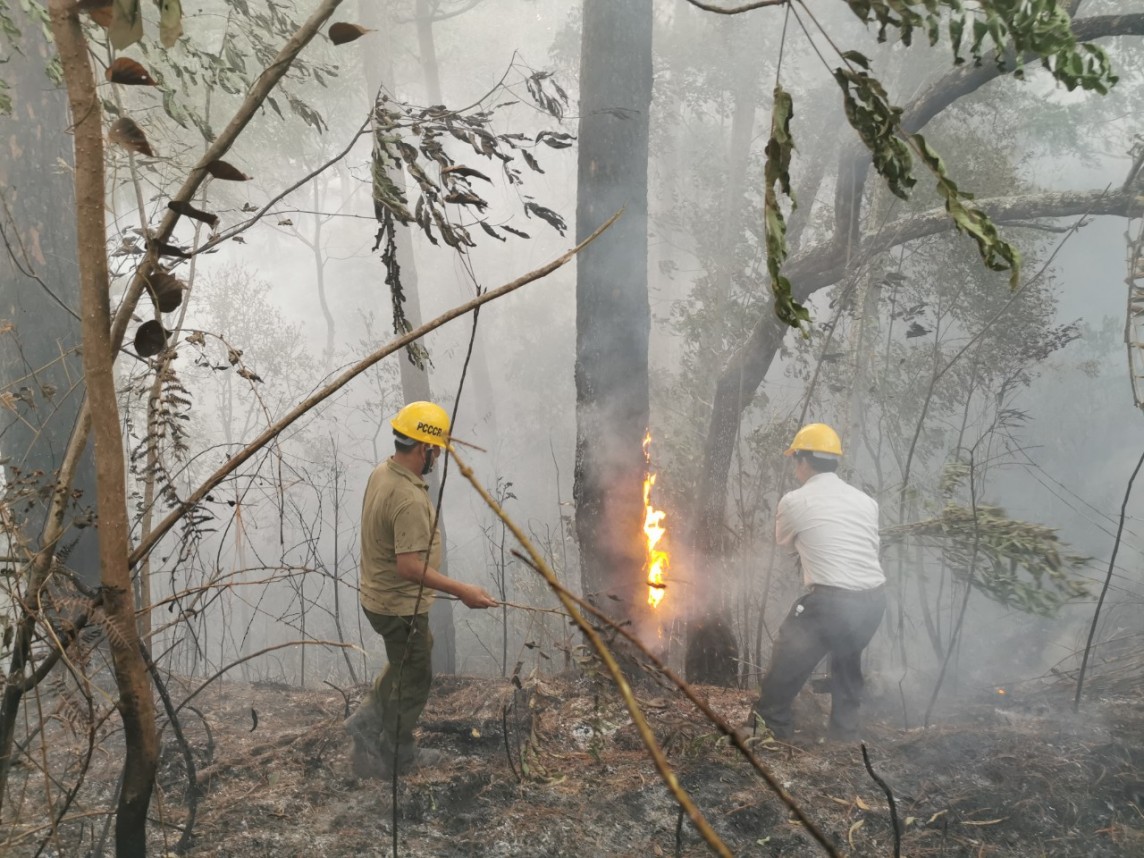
[147,238,192,259]
[108,117,153,157]
[134,320,169,358]
[328,22,372,45]
[106,57,157,86]
[141,264,185,312]
[204,160,251,181]
[78,0,113,27]
[87,7,113,26]
[167,200,219,229]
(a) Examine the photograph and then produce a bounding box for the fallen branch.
[195,727,323,787]
[447,446,733,858]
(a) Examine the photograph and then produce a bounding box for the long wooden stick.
[449,446,734,858]
[505,552,841,857]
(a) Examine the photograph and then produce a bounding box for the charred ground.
[7,672,1143,857]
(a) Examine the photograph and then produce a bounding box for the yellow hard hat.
[391,401,450,447]
[785,423,842,457]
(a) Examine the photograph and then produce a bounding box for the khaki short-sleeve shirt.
[359,459,441,616]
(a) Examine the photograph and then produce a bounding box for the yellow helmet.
[785,423,842,458]
[391,401,450,447]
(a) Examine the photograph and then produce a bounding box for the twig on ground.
[861,743,901,858]
[323,680,351,719]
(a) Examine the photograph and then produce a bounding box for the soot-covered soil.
[140,672,1144,857]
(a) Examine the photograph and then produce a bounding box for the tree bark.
[574,0,654,634]
[47,4,158,855]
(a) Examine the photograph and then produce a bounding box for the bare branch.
[126,211,621,570]
[683,0,787,14]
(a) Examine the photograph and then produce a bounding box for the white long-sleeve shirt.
[775,472,885,591]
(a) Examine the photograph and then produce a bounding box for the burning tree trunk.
[574,0,653,632]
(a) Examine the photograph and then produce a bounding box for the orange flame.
[642,431,668,609]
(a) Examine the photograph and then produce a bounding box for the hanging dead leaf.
[134,320,170,358]
[328,22,372,45]
[158,0,183,48]
[441,165,492,184]
[78,0,113,27]
[167,200,219,229]
[236,367,263,383]
[140,263,185,312]
[146,238,192,259]
[106,57,157,86]
[109,0,143,50]
[204,160,251,181]
[108,117,153,157]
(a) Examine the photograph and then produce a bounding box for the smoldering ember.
[2,1,1144,856]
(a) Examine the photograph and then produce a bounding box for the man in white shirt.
[747,423,886,742]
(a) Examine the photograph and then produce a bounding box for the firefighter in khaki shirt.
[345,402,497,778]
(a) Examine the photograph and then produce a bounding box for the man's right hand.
[459,583,499,609]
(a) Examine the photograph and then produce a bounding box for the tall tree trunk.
[574,0,653,635]
[0,0,100,814]
[361,0,456,673]
[0,0,100,580]
[48,4,158,856]
[684,27,766,685]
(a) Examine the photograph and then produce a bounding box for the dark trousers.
[752,585,885,738]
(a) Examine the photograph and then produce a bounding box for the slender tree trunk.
[574,0,653,636]
[684,28,766,685]
[0,0,100,816]
[0,0,100,578]
[361,0,456,673]
[48,4,158,856]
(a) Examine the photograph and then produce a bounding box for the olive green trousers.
[360,609,434,757]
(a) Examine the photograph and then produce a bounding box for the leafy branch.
[883,462,1089,616]
[842,0,1118,93]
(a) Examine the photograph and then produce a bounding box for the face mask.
[420,445,436,476]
